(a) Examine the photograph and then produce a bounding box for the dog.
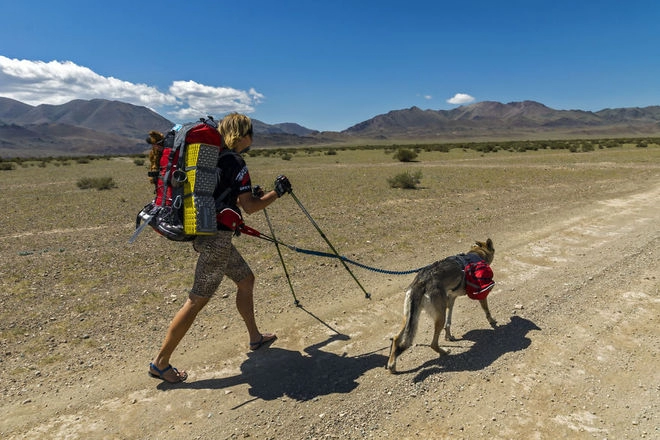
[386,239,496,373]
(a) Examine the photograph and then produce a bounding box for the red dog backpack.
[464,260,495,300]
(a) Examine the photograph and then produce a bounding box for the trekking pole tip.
[365,292,371,299]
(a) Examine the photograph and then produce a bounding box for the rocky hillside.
[0,98,172,157]
[0,98,321,157]
[344,100,660,139]
[1,97,659,157]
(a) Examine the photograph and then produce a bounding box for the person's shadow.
[399,315,541,382]
[174,333,387,403]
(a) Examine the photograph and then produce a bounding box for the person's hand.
[252,185,264,198]
[274,175,292,197]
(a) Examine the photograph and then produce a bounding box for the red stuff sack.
[465,260,495,300]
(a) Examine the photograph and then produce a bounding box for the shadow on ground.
[171,333,388,402]
[159,315,539,401]
[404,315,541,382]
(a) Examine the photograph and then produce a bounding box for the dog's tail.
[388,284,426,372]
[398,287,422,349]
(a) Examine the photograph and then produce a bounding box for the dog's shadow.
[401,316,541,382]
[172,333,388,402]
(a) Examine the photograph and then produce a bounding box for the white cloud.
[447,93,475,105]
[0,56,263,121]
[424,95,432,100]
[167,80,264,121]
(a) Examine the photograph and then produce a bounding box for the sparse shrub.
[476,143,499,153]
[76,158,90,164]
[387,170,422,189]
[393,148,418,162]
[0,162,15,171]
[600,140,618,148]
[636,141,648,148]
[134,158,145,166]
[77,177,117,190]
[325,149,337,155]
[281,153,292,161]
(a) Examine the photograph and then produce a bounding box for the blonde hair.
[219,113,253,149]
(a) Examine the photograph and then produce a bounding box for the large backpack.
[130,117,227,243]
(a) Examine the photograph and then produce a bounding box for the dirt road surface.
[1,153,658,439]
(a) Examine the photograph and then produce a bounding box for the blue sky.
[1,0,658,131]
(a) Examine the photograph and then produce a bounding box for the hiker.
[149,113,292,383]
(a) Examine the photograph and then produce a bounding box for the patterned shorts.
[190,230,253,298]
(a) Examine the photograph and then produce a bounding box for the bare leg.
[151,294,210,381]
[235,273,276,348]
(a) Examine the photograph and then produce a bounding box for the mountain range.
[1,97,659,157]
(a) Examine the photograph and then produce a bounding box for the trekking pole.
[288,190,371,299]
[263,207,300,306]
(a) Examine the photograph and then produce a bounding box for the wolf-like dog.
[387,239,496,373]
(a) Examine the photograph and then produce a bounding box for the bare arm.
[237,190,279,215]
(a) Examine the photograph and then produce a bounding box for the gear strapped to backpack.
[130,116,232,243]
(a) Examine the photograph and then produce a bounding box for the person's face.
[234,132,253,153]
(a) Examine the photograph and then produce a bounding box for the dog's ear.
[474,240,488,250]
[483,238,495,263]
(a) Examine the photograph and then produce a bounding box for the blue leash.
[240,189,429,280]
[245,229,428,275]
[291,246,430,275]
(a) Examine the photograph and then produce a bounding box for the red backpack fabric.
[154,120,222,206]
[465,260,495,300]
[184,123,222,146]
[130,117,225,243]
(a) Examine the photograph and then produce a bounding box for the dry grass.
[1,144,658,389]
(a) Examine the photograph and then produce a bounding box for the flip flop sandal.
[148,363,188,383]
[249,334,277,351]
